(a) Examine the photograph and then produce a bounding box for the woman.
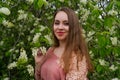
[35,7,93,80]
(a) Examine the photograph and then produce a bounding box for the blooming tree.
[0,0,120,79]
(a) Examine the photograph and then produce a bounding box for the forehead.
[55,11,68,21]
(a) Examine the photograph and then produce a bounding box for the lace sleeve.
[66,55,88,80]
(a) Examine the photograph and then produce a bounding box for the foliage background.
[0,0,120,80]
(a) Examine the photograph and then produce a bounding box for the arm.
[35,49,44,80]
[35,47,53,80]
[66,55,88,80]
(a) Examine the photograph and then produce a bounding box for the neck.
[59,40,66,49]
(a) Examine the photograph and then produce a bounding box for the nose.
[58,23,63,29]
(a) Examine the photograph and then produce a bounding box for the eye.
[63,22,69,26]
[54,20,60,25]
[54,22,60,25]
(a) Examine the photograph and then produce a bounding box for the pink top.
[35,48,88,80]
[41,51,65,80]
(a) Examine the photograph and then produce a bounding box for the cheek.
[53,26,57,34]
[65,26,69,32]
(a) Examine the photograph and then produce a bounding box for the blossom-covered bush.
[0,0,120,80]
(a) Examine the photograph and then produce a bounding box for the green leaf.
[106,1,114,11]
[104,16,114,28]
[116,1,120,10]
[38,0,44,8]
[96,65,102,73]
[97,35,106,47]
[91,9,100,18]
[0,17,3,24]
[34,0,44,9]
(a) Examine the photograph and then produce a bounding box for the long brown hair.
[52,7,93,73]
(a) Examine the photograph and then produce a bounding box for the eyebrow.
[54,20,68,22]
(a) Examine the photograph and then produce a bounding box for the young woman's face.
[53,11,69,41]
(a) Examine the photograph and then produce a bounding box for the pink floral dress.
[35,48,88,80]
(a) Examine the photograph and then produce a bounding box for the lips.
[57,32,65,36]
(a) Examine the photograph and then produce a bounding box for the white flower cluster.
[87,31,95,37]
[109,26,117,35]
[80,0,87,4]
[109,65,118,71]
[18,48,28,63]
[32,33,41,43]
[45,34,53,45]
[7,61,17,69]
[81,29,86,38]
[89,50,94,58]
[2,19,14,28]
[31,47,38,57]
[33,18,40,26]
[99,59,107,66]
[108,10,118,16]
[40,46,46,55]
[39,25,46,31]
[0,7,10,15]
[26,65,34,76]
[17,10,28,21]
[81,9,90,21]
[59,0,64,2]
[111,78,119,80]
[3,77,9,80]
[0,41,4,46]
[26,0,34,4]
[110,37,118,46]
[86,31,95,42]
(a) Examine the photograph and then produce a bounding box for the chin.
[57,38,66,41]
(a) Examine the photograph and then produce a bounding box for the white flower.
[26,0,34,4]
[33,18,40,26]
[82,29,86,38]
[32,33,41,43]
[99,59,106,66]
[3,77,9,80]
[109,26,116,35]
[109,65,118,71]
[89,51,94,58]
[17,10,27,20]
[18,48,28,63]
[59,0,64,2]
[2,19,8,26]
[108,10,118,16]
[40,46,46,55]
[111,78,119,80]
[18,10,24,14]
[8,61,17,69]
[26,65,34,76]
[0,7,10,15]
[31,47,38,57]
[45,34,52,45]
[2,19,14,28]
[86,37,93,42]
[80,0,87,4]
[86,31,95,42]
[0,41,4,46]
[40,25,46,31]
[81,9,90,21]
[110,37,118,46]
[17,13,27,20]
[7,22,14,28]
[87,31,95,37]
[9,48,14,52]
